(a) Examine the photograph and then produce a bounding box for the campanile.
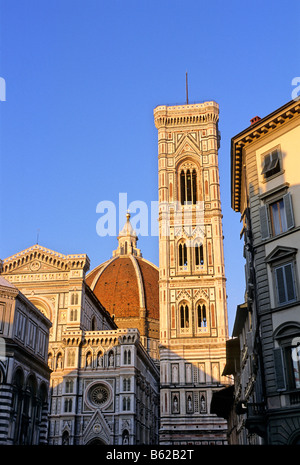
[154,101,229,445]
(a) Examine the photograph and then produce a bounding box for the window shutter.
[274,348,286,391]
[283,193,294,230]
[261,153,271,174]
[259,205,270,240]
[275,266,286,304]
[284,263,296,302]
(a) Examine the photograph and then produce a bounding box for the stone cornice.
[0,284,19,299]
[154,101,219,129]
[231,99,300,212]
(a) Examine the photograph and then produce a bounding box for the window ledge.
[261,169,285,185]
[267,300,300,314]
[256,225,300,247]
[259,181,289,199]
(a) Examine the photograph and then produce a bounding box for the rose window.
[89,384,110,406]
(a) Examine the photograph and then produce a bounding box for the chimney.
[250,116,261,125]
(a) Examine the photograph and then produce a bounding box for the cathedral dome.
[86,213,159,357]
[86,254,159,320]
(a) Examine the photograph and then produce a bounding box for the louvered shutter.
[259,205,270,240]
[275,265,286,304]
[284,263,296,302]
[283,193,294,230]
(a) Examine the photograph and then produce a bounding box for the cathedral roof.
[86,214,159,321]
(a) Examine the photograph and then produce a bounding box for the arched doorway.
[86,438,107,445]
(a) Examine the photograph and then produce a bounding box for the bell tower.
[154,101,229,445]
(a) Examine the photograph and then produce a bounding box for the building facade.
[154,101,230,444]
[213,302,264,444]
[0,276,51,445]
[230,99,300,444]
[1,243,159,445]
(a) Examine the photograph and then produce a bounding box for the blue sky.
[0,0,299,333]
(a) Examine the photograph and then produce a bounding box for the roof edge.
[231,99,300,212]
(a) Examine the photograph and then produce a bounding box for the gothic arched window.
[70,293,78,305]
[179,243,188,267]
[180,170,186,205]
[123,378,131,391]
[70,309,77,321]
[195,242,204,266]
[64,398,72,413]
[192,169,197,203]
[65,379,74,393]
[180,168,197,205]
[180,304,189,328]
[197,303,207,327]
[122,396,131,411]
[124,349,131,365]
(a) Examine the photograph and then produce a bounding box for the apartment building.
[227,99,300,444]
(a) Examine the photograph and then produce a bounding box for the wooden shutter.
[275,265,287,304]
[284,263,296,302]
[273,348,286,391]
[283,193,294,230]
[259,205,270,240]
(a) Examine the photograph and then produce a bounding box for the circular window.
[88,384,110,407]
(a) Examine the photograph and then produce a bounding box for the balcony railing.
[290,391,300,405]
[247,402,266,417]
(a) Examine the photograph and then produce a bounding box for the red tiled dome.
[86,255,159,321]
[86,213,159,343]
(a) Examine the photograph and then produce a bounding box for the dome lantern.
[113,212,142,258]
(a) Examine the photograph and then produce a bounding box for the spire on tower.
[186,71,189,105]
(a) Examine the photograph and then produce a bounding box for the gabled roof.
[2,244,90,274]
